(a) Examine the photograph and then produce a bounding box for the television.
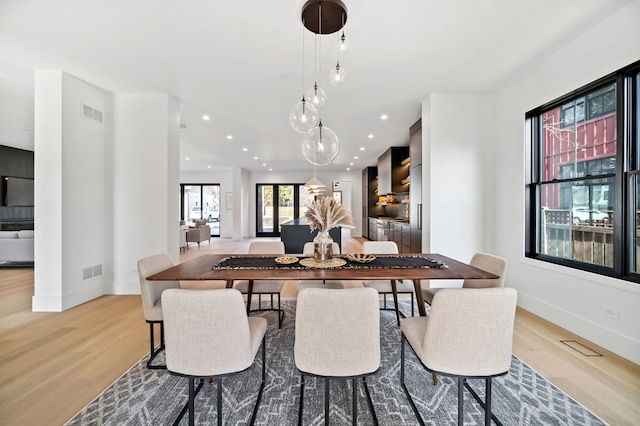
[1,176,34,206]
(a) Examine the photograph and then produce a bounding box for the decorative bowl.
[274,256,299,265]
[347,253,376,263]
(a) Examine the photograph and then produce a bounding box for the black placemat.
[212,255,447,270]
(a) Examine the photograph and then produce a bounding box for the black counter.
[280,218,342,254]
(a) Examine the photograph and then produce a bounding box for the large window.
[180,184,220,237]
[526,60,640,282]
[256,184,314,237]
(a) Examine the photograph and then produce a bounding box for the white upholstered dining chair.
[400,287,517,426]
[297,241,345,291]
[162,288,267,426]
[233,241,286,327]
[422,252,507,306]
[295,287,380,425]
[136,253,180,369]
[361,240,416,325]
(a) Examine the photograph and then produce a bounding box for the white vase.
[313,230,334,262]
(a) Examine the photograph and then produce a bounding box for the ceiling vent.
[81,103,103,124]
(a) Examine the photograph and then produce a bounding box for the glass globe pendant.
[289,96,319,133]
[329,61,346,86]
[305,82,327,109]
[302,120,339,166]
[336,31,350,55]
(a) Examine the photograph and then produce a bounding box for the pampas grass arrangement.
[304,196,354,232]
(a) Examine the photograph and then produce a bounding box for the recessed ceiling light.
[202,115,210,121]
[262,163,267,166]
[207,165,211,169]
[243,148,248,152]
[353,156,359,160]
[349,162,354,166]
[368,134,374,139]
[380,114,388,120]
[227,135,233,139]
[254,157,259,160]
[360,147,365,151]
[185,157,190,160]
[346,168,351,171]
[269,168,273,171]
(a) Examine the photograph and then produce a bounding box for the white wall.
[33,71,107,311]
[110,93,180,294]
[493,1,640,364]
[424,93,495,266]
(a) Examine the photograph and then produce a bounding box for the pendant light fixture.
[336,31,350,55]
[294,0,348,167]
[289,18,318,133]
[302,120,339,166]
[329,61,346,86]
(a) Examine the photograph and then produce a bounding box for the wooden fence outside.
[542,209,615,267]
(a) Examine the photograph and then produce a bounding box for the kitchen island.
[280,218,341,254]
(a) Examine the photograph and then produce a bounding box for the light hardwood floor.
[1,235,639,425]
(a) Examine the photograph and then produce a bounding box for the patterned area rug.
[66,300,606,425]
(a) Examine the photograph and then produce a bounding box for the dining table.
[146,253,498,318]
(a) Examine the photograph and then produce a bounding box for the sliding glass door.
[180,184,220,237]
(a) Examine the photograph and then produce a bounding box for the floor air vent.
[561,340,603,357]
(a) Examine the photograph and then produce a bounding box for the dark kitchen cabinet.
[377,146,409,195]
[409,119,423,252]
[410,119,422,167]
[362,166,380,240]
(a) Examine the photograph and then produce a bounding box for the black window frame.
[255,183,303,237]
[525,59,640,283]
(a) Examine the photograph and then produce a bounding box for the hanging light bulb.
[329,61,346,86]
[305,82,326,109]
[289,96,319,133]
[302,120,339,166]
[336,31,350,55]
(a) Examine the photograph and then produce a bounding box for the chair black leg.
[298,374,305,426]
[464,378,502,426]
[391,280,401,326]
[325,377,330,426]
[189,377,195,426]
[485,378,492,426]
[362,377,378,426]
[457,377,464,426]
[147,321,166,369]
[411,292,415,317]
[173,379,204,426]
[278,293,283,329]
[217,377,223,426]
[400,336,425,426]
[249,338,267,426]
[352,378,358,424]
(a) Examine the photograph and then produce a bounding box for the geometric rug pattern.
[66,299,607,425]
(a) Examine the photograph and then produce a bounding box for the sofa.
[186,220,211,247]
[0,230,34,262]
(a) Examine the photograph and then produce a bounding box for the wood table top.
[146,253,498,282]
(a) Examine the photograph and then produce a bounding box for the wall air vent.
[81,103,104,124]
[82,263,104,281]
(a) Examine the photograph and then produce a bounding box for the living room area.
[0,145,34,268]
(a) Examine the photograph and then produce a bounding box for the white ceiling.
[0,0,632,172]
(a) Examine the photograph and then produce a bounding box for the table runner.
[212,255,448,270]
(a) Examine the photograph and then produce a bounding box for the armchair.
[186,219,211,247]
